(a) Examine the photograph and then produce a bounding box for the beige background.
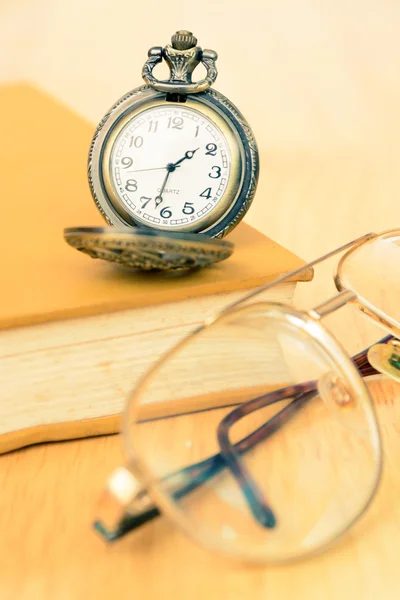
[2,0,400,259]
[2,1,400,598]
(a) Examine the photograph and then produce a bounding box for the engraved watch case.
[88,30,259,239]
[65,31,258,271]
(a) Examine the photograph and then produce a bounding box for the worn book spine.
[1,283,296,453]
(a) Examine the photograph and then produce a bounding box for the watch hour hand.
[172,148,199,168]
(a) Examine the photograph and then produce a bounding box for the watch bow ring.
[142,30,218,94]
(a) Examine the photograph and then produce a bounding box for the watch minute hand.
[154,169,172,208]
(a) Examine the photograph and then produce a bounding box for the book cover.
[0,84,311,330]
[0,83,312,453]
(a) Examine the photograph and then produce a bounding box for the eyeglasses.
[94,229,400,564]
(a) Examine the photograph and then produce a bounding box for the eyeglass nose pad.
[317,373,355,409]
[367,339,400,382]
[316,372,372,436]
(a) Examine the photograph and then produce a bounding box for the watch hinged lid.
[64,227,234,271]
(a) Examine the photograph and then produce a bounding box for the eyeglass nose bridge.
[309,288,400,384]
[309,289,357,320]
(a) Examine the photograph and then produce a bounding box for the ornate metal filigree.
[64,228,233,271]
[87,85,151,226]
[205,88,260,239]
[142,30,218,94]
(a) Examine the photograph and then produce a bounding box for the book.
[0,84,312,454]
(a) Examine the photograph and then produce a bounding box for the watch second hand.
[127,166,181,174]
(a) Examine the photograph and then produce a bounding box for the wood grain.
[1,377,400,600]
[2,0,400,598]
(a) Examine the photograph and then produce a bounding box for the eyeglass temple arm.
[215,333,392,527]
[217,384,316,528]
[224,232,376,312]
[94,384,315,541]
[95,334,391,541]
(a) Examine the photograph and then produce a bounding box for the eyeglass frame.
[94,228,400,559]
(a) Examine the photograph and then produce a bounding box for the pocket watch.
[65,30,258,270]
[88,30,259,239]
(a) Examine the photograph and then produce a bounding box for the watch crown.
[171,30,197,50]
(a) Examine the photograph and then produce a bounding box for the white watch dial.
[110,105,232,230]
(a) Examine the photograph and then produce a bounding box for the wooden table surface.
[2,1,400,598]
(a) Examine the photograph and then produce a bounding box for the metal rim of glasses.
[95,228,400,563]
[118,303,383,563]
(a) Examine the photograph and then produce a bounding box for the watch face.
[108,104,233,231]
[91,88,258,238]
